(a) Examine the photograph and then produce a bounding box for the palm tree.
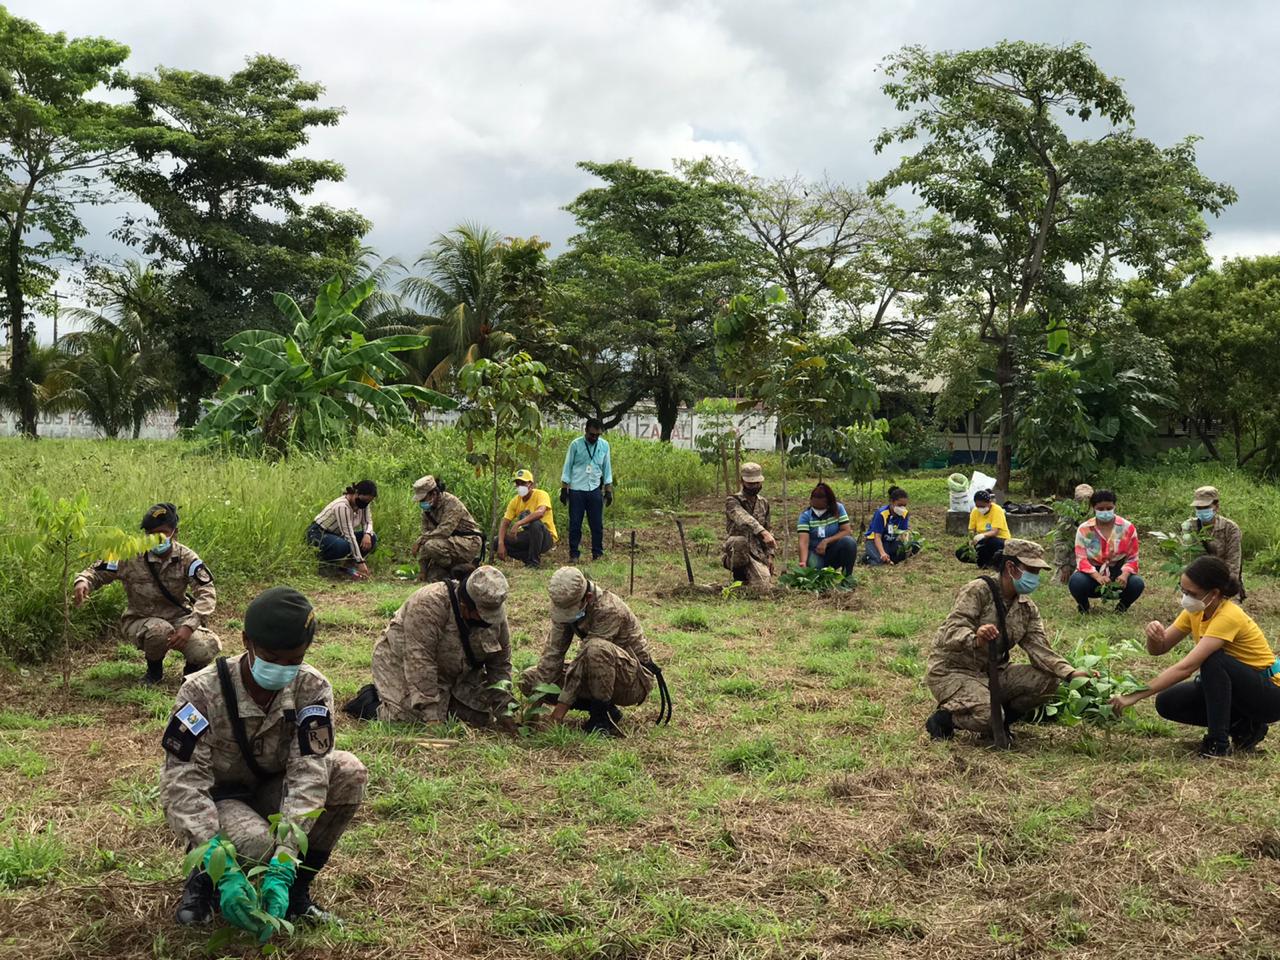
[0,342,68,425]
[46,329,169,438]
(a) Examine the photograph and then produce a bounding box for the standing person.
[1069,489,1145,614]
[411,475,484,582]
[1053,484,1094,584]
[925,540,1087,742]
[1110,556,1280,757]
[560,418,613,562]
[352,566,516,729]
[162,587,367,935]
[73,503,220,684]
[864,485,920,566]
[307,481,377,579]
[521,567,667,738]
[797,482,858,577]
[494,469,557,567]
[1183,485,1246,600]
[721,461,777,591]
[955,490,1009,568]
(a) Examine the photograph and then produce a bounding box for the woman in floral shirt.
[1069,489,1145,614]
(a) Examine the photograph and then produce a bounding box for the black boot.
[583,701,624,738]
[181,660,202,677]
[731,566,750,583]
[1231,719,1268,753]
[175,868,214,925]
[143,657,164,685]
[287,848,336,924]
[925,709,954,740]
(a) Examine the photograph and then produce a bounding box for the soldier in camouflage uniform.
[925,539,1089,742]
[521,566,663,737]
[411,475,485,582]
[1052,484,1093,584]
[161,587,366,936]
[73,503,220,684]
[356,566,515,729]
[1184,485,1246,600]
[721,462,777,591]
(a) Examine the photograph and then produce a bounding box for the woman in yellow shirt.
[955,490,1011,569]
[1111,556,1280,757]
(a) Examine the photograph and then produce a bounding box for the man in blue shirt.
[560,418,614,561]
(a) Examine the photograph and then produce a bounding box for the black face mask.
[355,498,372,509]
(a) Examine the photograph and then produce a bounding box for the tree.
[46,328,168,438]
[197,275,455,453]
[1014,361,1096,495]
[0,342,67,426]
[117,55,370,425]
[549,160,749,439]
[0,10,135,437]
[873,41,1235,490]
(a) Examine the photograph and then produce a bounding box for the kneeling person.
[494,469,557,567]
[162,587,367,935]
[411,475,485,582]
[74,502,220,684]
[925,540,1087,741]
[359,566,514,729]
[521,567,665,737]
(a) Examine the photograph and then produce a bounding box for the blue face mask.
[419,501,432,512]
[249,651,301,691]
[150,537,173,556]
[1094,509,1116,523]
[1012,569,1041,595]
[1196,507,1215,523]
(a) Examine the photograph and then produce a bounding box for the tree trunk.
[655,380,679,443]
[4,228,38,438]
[994,340,1015,492]
[489,428,501,539]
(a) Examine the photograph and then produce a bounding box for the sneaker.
[1232,722,1268,753]
[925,709,954,740]
[1197,736,1232,758]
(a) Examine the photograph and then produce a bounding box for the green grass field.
[3,443,1280,959]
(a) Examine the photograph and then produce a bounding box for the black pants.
[956,537,1004,569]
[1155,650,1280,746]
[493,518,554,565]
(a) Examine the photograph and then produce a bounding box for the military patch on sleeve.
[95,560,119,572]
[162,702,209,761]
[189,560,213,585]
[297,703,333,756]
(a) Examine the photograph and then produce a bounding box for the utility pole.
[51,291,60,345]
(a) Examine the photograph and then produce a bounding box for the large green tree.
[116,55,369,425]
[874,41,1234,489]
[0,9,135,437]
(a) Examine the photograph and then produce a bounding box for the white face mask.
[516,485,530,497]
[1180,592,1207,614]
[978,506,991,515]
[811,507,827,517]
[892,505,907,517]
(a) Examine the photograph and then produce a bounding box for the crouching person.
[521,567,669,737]
[351,566,515,730]
[162,587,366,936]
[721,462,777,591]
[925,540,1087,743]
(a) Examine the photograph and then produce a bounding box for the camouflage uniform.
[416,491,484,581]
[370,580,514,727]
[721,492,774,589]
[926,578,1075,734]
[74,543,221,669]
[521,588,655,707]
[1184,514,1246,599]
[160,653,366,863]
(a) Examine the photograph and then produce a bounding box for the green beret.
[141,502,179,531]
[244,586,317,650]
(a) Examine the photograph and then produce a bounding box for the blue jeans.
[307,522,377,564]
[807,537,857,577]
[1068,563,1144,612]
[865,539,920,566]
[568,488,604,560]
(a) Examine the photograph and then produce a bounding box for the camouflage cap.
[141,502,179,531]
[1073,483,1094,501]
[549,566,590,623]
[1192,485,1219,508]
[412,475,438,502]
[1003,538,1052,570]
[244,586,317,650]
[739,462,764,483]
[462,566,508,624]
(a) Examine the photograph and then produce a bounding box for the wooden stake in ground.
[675,519,694,585]
[629,530,636,595]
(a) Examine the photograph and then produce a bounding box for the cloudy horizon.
[13,0,1280,342]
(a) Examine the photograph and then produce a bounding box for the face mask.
[1095,509,1116,523]
[892,505,908,517]
[1196,508,1216,523]
[572,609,587,623]
[355,498,372,509]
[1012,569,1040,595]
[150,537,173,556]
[249,650,301,691]
[1180,592,1207,614]
[516,485,530,497]
[811,507,827,517]
[978,506,990,515]
[420,501,433,512]
[743,486,762,497]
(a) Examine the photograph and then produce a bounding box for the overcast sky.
[15,0,1280,341]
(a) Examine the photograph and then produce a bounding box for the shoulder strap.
[145,557,193,614]
[215,657,272,782]
[444,581,481,670]
[979,577,1010,664]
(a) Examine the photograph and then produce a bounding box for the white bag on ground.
[947,473,969,512]
[963,470,997,513]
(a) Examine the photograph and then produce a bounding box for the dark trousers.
[568,488,604,560]
[493,518,554,565]
[307,522,377,564]
[956,536,1004,568]
[807,536,858,577]
[1155,650,1280,747]
[1068,563,1144,611]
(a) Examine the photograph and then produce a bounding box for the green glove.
[260,853,297,921]
[201,839,265,938]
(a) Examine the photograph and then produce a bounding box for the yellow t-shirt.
[968,502,1011,540]
[1175,600,1280,686]
[503,488,558,542]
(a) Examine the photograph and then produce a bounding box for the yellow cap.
[512,469,534,483]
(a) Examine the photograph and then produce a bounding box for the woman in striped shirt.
[308,480,379,579]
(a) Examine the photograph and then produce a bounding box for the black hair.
[809,482,838,506]
[1184,555,1240,598]
[346,479,378,497]
[585,417,604,431]
[1090,489,1117,507]
[887,484,908,502]
[974,489,993,503]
